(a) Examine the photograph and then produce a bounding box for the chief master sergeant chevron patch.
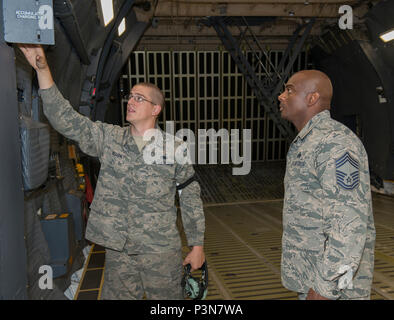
[335,151,360,190]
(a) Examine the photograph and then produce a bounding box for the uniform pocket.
[136,164,175,198]
[134,209,179,245]
[146,174,170,196]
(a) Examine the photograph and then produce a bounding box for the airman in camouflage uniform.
[278,70,376,300]
[19,44,205,300]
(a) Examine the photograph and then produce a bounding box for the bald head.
[293,70,333,110]
[278,69,334,131]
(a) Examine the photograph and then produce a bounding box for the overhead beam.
[138,37,292,44]
[154,1,362,17]
[144,23,323,37]
[136,37,293,50]
[158,0,358,3]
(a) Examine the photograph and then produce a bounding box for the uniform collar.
[294,110,331,142]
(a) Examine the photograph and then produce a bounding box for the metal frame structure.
[206,17,315,141]
[120,48,309,162]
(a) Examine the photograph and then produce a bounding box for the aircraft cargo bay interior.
[0,0,394,302]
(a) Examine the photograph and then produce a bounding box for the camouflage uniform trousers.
[297,293,370,300]
[101,248,184,300]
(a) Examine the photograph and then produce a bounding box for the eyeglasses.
[125,93,156,105]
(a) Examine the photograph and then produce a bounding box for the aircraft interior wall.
[0,41,27,299]
[311,0,394,182]
[313,40,393,181]
[1,0,394,301]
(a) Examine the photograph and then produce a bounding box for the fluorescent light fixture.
[100,0,114,26]
[380,29,394,42]
[118,18,126,36]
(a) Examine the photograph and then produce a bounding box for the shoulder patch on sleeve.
[335,151,360,190]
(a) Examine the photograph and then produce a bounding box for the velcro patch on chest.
[335,152,360,190]
[112,151,124,159]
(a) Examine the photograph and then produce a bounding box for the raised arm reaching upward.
[18,44,54,90]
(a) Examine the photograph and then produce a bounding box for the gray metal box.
[40,213,76,278]
[19,115,50,191]
[2,0,54,45]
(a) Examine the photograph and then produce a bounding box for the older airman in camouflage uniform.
[19,44,205,300]
[278,70,375,300]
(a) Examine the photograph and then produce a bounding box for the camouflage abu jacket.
[281,110,376,299]
[39,85,205,254]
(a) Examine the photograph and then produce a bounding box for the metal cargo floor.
[74,163,394,300]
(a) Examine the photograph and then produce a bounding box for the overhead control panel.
[2,0,54,44]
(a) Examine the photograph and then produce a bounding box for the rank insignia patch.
[335,152,360,190]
